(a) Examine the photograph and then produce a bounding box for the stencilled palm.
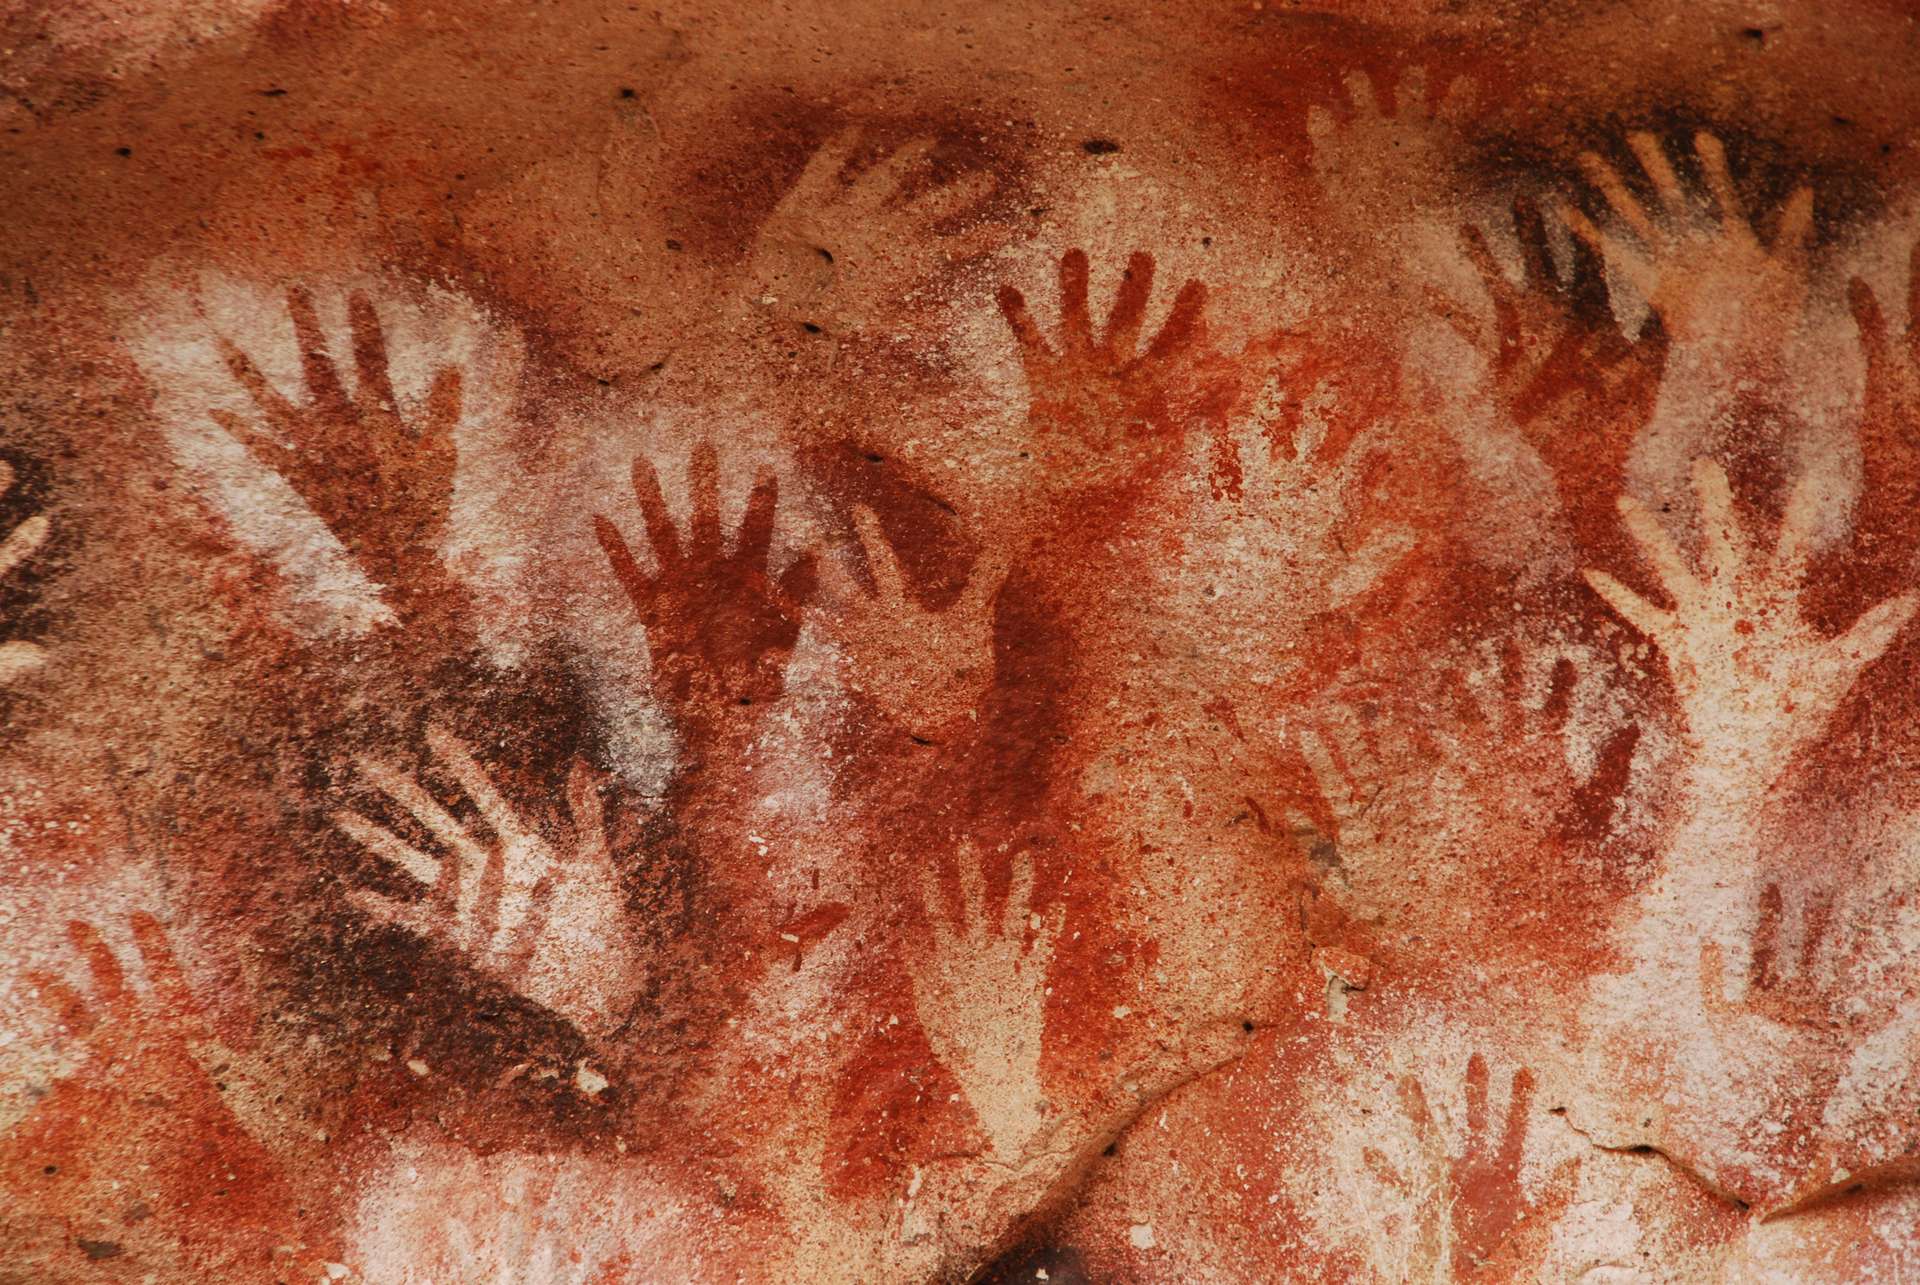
[23,914,333,1275]
[1446,200,1665,551]
[1290,713,1392,886]
[908,844,1061,1162]
[1357,1056,1573,1282]
[820,505,1011,740]
[333,724,644,1041]
[1213,373,1416,614]
[0,458,48,681]
[1583,458,1918,800]
[1558,131,1813,348]
[1424,639,1643,846]
[211,287,461,606]
[1700,880,1839,1030]
[997,248,1216,477]
[1307,67,1477,218]
[594,443,819,717]
[30,914,272,1118]
[351,1143,674,1285]
[745,128,1008,333]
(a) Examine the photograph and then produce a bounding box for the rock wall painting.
[2,2,1920,1280]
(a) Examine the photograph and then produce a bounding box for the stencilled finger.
[956,538,1014,617]
[1772,468,1827,591]
[68,919,132,1018]
[333,807,443,887]
[1691,133,1750,240]
[851,505,907,604]
[1143,278,1208,363]
[347,291,400,415]
[1615,492,1699,606]
[426,723,532,849]
[1362,1146,1406,1192]
[787,127,862,209]
[1772,185,1815,261]
[955,844,989,939]
[687,441,723,560]
[1396,66,1428,118]
[1576,151,1659,246]
[1057,250,1095,353]
[129,913,200,1023]
[1296,726,1355,819]
[1834,592,1920,672]
[346,884,433,940]
[629,454,684,570]
[565,757,611,858]
[1499,1067,1536,1174]
[1582,568,1676,648]
[1625,132,1689,217]
[0,512,49,581]
[1463,1052,1491,1142]
[357,755,485,868]
[209,408,302,483]
[1003,849,1037,943]
[285,287,350,411]
[424,366,465,435]
[1103,251,1157,357]
[216,334,302,428]
[0,641,46,681]
[997,285,1052,363]
[1436,73,1478,123]
[1689,457,1747,588]
[27,970,96,1037]
[734,473,781,571]
[1343,69,1383,119]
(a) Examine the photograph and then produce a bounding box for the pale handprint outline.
[28,912,307,1154]
[1843,241,1920,592]
[31,913,215,1065]
[908,843,1061,1162]
[1700,880,1837,1027]
[1307,66,1477,217]
[1558,131,1813,348]
[820,504,1011,740]
[0,458,48,682]
[349,1140,691,1285]
[1443,197,1665,525]
[1216,371,1416,613]
[745,127,1009,333]
[1582,457,1917,804]
[24,913,336,1273]
[1290,713,1394,888]
[1356,1055,1573,1282]
[1428,637,1644,845]
[332,724,645,1041]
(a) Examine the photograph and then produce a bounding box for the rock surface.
[2,0,1919,1279]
